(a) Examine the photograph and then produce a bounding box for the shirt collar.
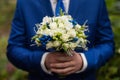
[50,0,67,3]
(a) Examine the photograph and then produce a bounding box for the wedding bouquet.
[32,14,88,56]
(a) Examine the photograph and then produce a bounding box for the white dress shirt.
[50,0,70,15]
[41,0,88,74]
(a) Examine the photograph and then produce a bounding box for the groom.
[7,0,114,80]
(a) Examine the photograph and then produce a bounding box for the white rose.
[66,15,72,19]
[42,16,51,24]
[46,41,54,49]
[43,29,53,36]
[61,16,68,21]
[53,41,61,47]
[60,34,70,42]
[53,29,66,35]
[65,22,73,30]
[59,23,64,29]
[67,29,76,37]
[49,22,57,29]
[57,17,63,23]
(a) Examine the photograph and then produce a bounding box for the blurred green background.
[0,0,120,80]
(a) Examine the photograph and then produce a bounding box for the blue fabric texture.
[7,0,114,80]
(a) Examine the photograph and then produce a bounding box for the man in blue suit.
[7,0,114,80]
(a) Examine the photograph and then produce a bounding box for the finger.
[51,67,74,74]
[62,68,76,75]
[51,52,66,55]
[56,56,72,62]
[59,66,79,76]
[69,50,76,56]
[49,52,72,61]
[50,61,74,69]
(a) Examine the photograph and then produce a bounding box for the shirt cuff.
[76,53,88,73]
[40,52,52,75]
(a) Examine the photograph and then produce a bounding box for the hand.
[45,51,83,76]
[45,52,72,71]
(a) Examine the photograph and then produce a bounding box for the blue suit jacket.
[7,0,114,80]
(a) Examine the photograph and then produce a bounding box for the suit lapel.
[68,0,86,24]
[68,0,74,16]
[68,0,80,17]
[41,0,54,17]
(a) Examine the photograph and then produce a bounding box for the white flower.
[62,43,70,49]
[46,41,54,49]
[66,15,72,19]
[75,24,81,29]
[65,23,73,30]
[53,41,61,47]
[43,29,53,36]
[58,23,64,29]
[49,22,57,29]
[53,28,66,35]
[42,16,51,24]
[60,34,70,42]
[67,29,76,37]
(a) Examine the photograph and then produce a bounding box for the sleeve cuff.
[76,53,88,73]
[40,52,52,75]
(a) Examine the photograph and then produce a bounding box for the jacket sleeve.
[84,0,114,71]
[7,0,45,75]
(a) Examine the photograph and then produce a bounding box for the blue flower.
[72,38,78,42]
[69,20,77,26]
[39,35,52,48]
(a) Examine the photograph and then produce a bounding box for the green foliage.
[0,0,28,80]
[0,0,120,80]
[0,0,15,29]
[0,36,28,80]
